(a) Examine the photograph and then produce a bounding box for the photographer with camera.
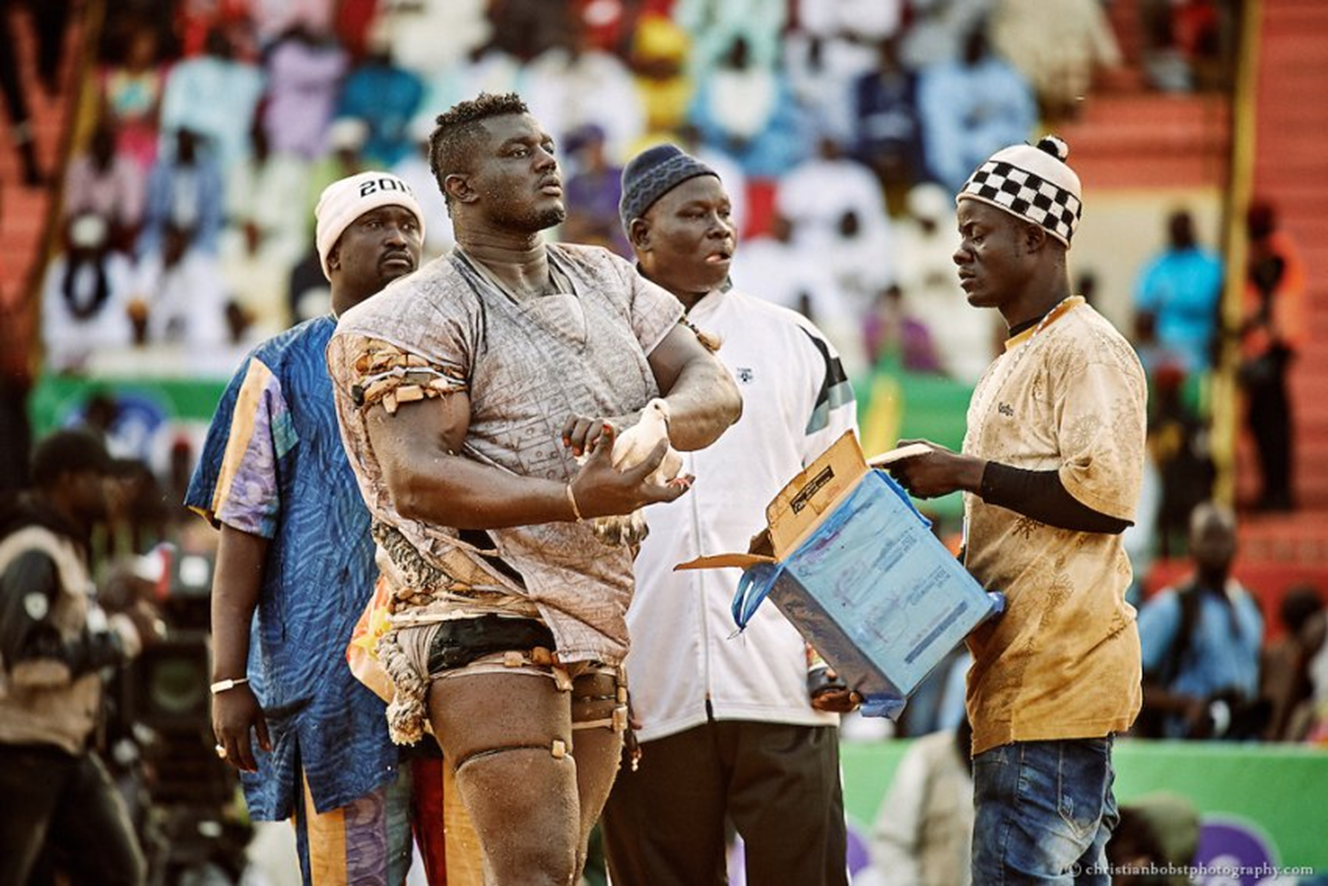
[0,429,161,886]
[1137,501,1269,740]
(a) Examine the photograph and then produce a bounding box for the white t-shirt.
[625,286,859,742]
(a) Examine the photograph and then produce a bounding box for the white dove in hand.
[591,398,686,546]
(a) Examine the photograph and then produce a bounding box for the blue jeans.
[972,736,1119,885]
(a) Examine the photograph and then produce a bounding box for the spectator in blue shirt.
[1134,209,1224,373]
[916,26,1035,194]
[688,36,807,178]
[335,45,425,168]
[139,127,225,259]
[1137,502,1268,740]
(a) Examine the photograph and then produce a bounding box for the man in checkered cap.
[884,136,1149,884]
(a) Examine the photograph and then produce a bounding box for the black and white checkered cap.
[957,136,1082,246]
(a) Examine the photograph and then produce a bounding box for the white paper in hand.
[865,442,934,469]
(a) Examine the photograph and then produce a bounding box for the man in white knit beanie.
[186,172,429,883]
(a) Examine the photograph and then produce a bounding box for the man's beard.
[533,204,568,230]
[486,188,567,233]
[505,202,566,233]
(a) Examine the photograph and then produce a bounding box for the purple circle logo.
[1192,817,1278,886]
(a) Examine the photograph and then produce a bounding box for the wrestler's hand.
[884,439,986,499]
[568,423,692,518]
[212,684,271,773]
[560,411,639,458]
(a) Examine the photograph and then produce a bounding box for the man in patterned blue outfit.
[187,171,425,882]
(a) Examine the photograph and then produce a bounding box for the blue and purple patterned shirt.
[186,315,398,820]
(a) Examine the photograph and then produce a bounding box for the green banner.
[29,374,228,435]
[856,366,973,524]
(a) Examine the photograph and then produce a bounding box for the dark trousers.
[0,744,145,886]
[1247,364,1293,508]
[601,721,848,886]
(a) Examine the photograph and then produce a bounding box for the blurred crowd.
[36,0,1256,576]
[38,0,1235,384]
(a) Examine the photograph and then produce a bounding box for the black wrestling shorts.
[426,614,557,673]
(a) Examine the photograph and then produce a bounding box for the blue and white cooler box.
[676,431,1004,719]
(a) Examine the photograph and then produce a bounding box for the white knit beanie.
[315,171,426,280]
[957,136,1083,246]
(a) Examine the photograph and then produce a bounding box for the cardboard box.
[676,432,1002,718]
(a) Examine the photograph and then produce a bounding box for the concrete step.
[1056,89,1230,189]
[1076,153,1228,189]
[1069,94,1231,133]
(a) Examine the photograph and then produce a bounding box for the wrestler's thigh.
[428,671,572,761]
[426,673,579,876]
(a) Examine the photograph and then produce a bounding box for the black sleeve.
[1,550,129,678]
[979,462,1133,534]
